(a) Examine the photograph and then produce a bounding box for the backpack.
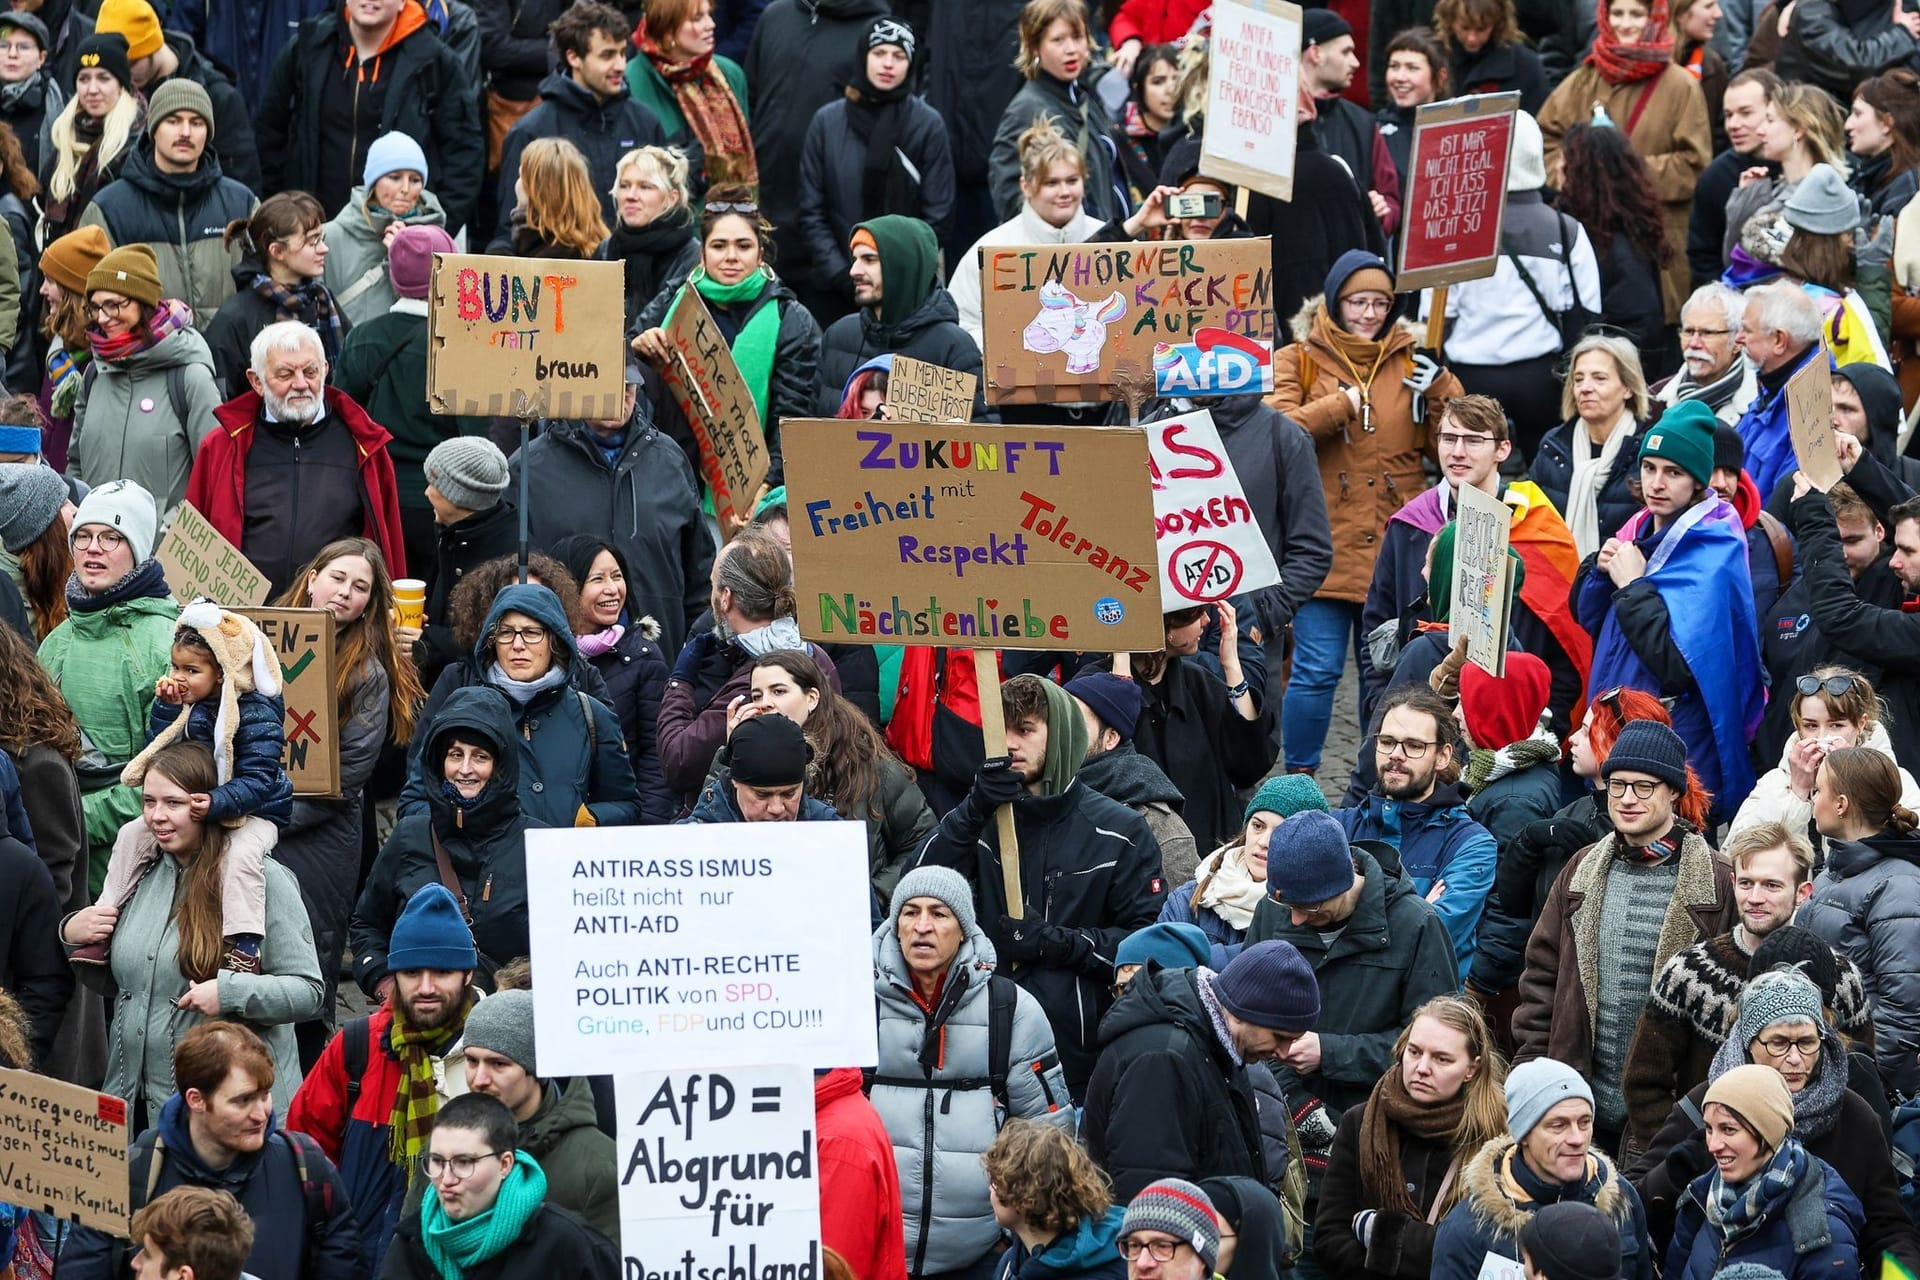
[125,1125,337,1260]
[865,974,1042,1117]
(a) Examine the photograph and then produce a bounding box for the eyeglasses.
[1437,432,1500,450]
[492,624,549,647]
[279,230,326,252]
[1605,777,1664,799]
[0,39,41,55]
[1341,296,1393,314]
[1119,1238,1192,1262]
[1795,674,1859,699]
[417,1151,505,1181]
[1376,735,1434,759]
[70,528,126,551]
[1753,1032,1821,1059]
[1679,327,1731,340]
[85,297,136,320]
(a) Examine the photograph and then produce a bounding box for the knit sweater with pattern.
[1593,858,1681,1131]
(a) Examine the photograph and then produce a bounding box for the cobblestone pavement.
[1253,659,1365,805]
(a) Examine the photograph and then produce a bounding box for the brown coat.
[1511,828,1734,1074]
[1537,64,1712,323]
[1268,302,1459,603]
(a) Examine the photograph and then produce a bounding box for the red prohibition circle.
[1170,539,1243,602]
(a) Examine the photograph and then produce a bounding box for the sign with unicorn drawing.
[980,237,1277,405]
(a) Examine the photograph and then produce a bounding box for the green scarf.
[690,266,779,424]
[420,1151,549,1280]
[1036,677,1088,797]
[1427,522,1526,625]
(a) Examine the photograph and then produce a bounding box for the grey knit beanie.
[146,77,215,139]
[424,437,509,513]
[1121,1179,1221,1270]
[461,989,536,1075]
[888,866,978,938]
[0,463,67,553]
[1732,967,1826,1048]
[1506,1057,1594,1139]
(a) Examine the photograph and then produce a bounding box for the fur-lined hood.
[1288,293,1425,356]
[1458,1135,1633,1238]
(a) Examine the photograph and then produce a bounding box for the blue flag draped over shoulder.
[1587,498,1765,811]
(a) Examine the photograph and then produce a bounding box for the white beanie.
[70,478,159,562]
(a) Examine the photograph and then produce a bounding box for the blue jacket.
[1734,344,1825,501]
[680,774,843,825]
[1666,1153,1864,1280]
[1334,787,1495,981]
[1157,878,1245,967]
[993,1205,1129,1280]
[149,690,295,825]
[0,749,34,857]
[1432,1138,1654,1280]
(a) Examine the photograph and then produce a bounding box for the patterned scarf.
[420,1152,549,1280]
[1618,827,1684,865]
[47,345,87,419]
[250,273,345,366]
[1708,1021,1849,1140]
[1705,1137,1807,1242]
[1464,726,1563,793]
[385,990,476,1168]
[44,101,143,232]
[86,298,194,365]
[1586,0,1674,85]
[636,30,757,187]
[1358,1065,1471,1218]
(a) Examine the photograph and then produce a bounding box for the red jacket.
[186,385,408,577]
[1108,0,1209,47]
[814,1068,907,1280]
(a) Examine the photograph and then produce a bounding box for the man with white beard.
[186,320,408,595]
[1651,283,1759,425]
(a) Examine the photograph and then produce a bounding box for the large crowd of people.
[6,0,1920,1277]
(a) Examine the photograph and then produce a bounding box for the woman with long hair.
[606,145,700,331]
[983,1120,1127,1280]
[492,136,609,259]
[627,0,755,190]
[1112,42,1181,203]
[1529,334,1652,559]
[954,118,1100,346]
[320,132,450,328]
[0,421,73,639]
[60,742,322,1124]
[1669,0,1727,151]
[1848,70,1920,220]
[37,33,141,245]
[205,192,347,398]
[1434,0,1545,111]
[1734,666,1920,846]
[989,0,1128,223]
[1318,996,1511,1278]
[1556,121,1674,369]
[1724,82,1849,273]
[1774,164,1890,369]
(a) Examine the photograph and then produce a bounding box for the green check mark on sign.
[282,651,314,683]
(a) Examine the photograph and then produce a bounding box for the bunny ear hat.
[121,599,284,788]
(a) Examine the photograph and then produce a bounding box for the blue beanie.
[364,131,430,189]
[1266,809,1354,905]
[1064,672,1143,741]
[1245,774,1331,824]
[1601,719,1689,792]
[0,423,40,455]
[386,884,477,973]
[1115,922,1212,973]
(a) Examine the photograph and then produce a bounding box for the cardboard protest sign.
[616,1065,818,1274]
[1787,357,1841,492]
[1146,411,1282,604]
[1200,0,1303,201]
[1398,93,1520,292]
[661,289,769,533]
[427,253,625,420]
[979,237,1277,405]
[527,823,877,1075]
[155,502,269,606]
[1454,483,1515,677]
[239,607,339,796]
[1153,328,1274,396]
[0,1067,128,1234]
[889,355,976,423]
[781,418,1165,652]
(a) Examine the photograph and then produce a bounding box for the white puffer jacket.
[1729,721,1920,845]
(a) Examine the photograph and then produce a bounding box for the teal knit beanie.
[1245,774,1330,824]
[1639,400,1718,488]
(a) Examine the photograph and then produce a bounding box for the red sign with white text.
[1397,93,1520,292]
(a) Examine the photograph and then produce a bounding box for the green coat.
[624,54,748,149]
[37,593,178,893]
[321,187,451,329]
[65,326,224,524]
[521,1079,619,1243]
[333,301,486,512]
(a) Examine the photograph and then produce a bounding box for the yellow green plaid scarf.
[386,991,476,1168]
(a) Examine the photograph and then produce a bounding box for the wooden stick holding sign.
[971,648,1024,916]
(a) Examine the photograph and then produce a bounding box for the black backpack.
[866,974,1026,1111]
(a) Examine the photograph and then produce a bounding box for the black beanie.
[1750,925,1842,1006]
[725,714,811,787]
[75,32,132,92]
[1518,1201,1622,1280]
[1713,422,1745,474]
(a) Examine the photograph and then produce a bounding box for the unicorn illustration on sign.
[1022,280,1125,375]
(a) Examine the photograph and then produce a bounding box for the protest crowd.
[17,0,1920,1277]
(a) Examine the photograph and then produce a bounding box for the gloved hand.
[970,756,1027,813]
[995,915,1087,967]
[1493,813,1601,914]
[1351,1210,1377,1249]
[669,629,717,683]
[1294,1100,1337,1154]
[1404,348,1443,422]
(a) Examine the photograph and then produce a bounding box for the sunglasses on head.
[707,200,760,216]
[1796,674,1858,699]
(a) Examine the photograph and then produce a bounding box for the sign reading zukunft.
[781,418,1166,652]
[526,823,877,1076]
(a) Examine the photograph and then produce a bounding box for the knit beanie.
[1601,719,1690,791]
[74,32,131,92]
[888,866,979,940]
[424,437,509,513]
[1712,1266,1788,1280]
[723,713,811,787]
[1508,111,1546,192]
[1244,774,1331,824]
[1784,163,1861,236]
[389,223,455,300]
[1748,927,1842,1010]
[1063,671,1142,741]
[1517,1201,1622,1280]
[1211,940,1320,1031]
[1704,1063,1795,1151]
[121,599,284,789]
[0,464,67,553]
[855,215,939,329]
[1114,922,1211,972]
[70,477,158,562]
[387,883,479,973]
[39,226,111,295]
[1730,967,1826,1049]
[1713,422,1745,474]
[86,243,163,309]
[146,78,215,139]
[1266,809,1353,905]
[364,131,430,189]
[1459,652,1552,750]
[1302,7,1353,45]
[1506,1057,1594,1139]
[1121,1179,1221,1270]
[1638,400,1718,488]
[94,0,162,60]
[864,14,915,61]
[462,989,536,1074]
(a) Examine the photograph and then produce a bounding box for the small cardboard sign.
[888,356,977,423]
[1454,484,1515,677]
[427,253,626,420]
[1398,93,1520,292]
[238,607,339,797]
[783,418,1165,651]
[0,1066,129,1235]
[661,290,769,533]
[979,237,1277,405]
[1787,357,1841,493]
[1146,410,1282,603]
[1199,0,1303,201]
[1152,328,1274,396]
[155,501,269,606]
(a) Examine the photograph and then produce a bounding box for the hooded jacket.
[871,909,1072,1275]
[814,1065,910,1280]
[354,686,545,994]
[815,215,986,418]
[79,147,256,329]
[321,186,451,328]
[1430,1137,1653,1280]
[495,72,667,246]
[398,586,645,829]
[989,68,1128,224]
[1077,745,1199,888]
[1731,720,1920,850]
[797,92,955,305]
[145,689,296,826]
[1080,964,1265,1199]
[992,1205,1128,1280]
[1333,786,1497,981]
[1666,1151,1864,1280]
[515,1079,619,1243]
[657,629,841,802]
[67,325,224,522]
[1800,827,1920,1094]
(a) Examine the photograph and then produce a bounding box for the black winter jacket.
[380,1202,618,1279]
[605,206,700,332]
[925,0,1024,188]
[990,70,1127,224]
[0,69,58,180]
[495,73,667,244]
[797,94,956,303]
[0,803,72,1071]
[1776,0,1920,102]
[582,621,675,830]
[82,147,255,327]
[1081,965,1265,1199]
[205,258,351,399]
[1107,654,1274,856]
[1448,40,1549,114]
[815,286,986,418]
[472,0,568,102]
[1529,418,1645,546]
[1315,1101,1458,1279]
[1754,551,1902,765]
[1800,829,1920,1094]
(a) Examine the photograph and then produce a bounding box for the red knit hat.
[1459,652,1552,749]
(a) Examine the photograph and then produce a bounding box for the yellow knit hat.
[94,0,163,61]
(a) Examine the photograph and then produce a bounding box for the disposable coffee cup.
[393,579,426,629]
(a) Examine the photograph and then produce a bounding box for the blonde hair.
[1724,821,1815,885]
[519,137,610,257]
[49,88,139,204]
[1017,115,1085,187]
[613,145,693,209]
[1016,0,1088,78]
[1391,995,1509,1213]
[1559,333,1651,421]
[1770,82,1851,177]
[1176,38,1211,126]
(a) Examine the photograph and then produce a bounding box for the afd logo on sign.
[1152,328,1273,395]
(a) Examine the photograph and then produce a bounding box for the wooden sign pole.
[1425,285,1449,351]
[972,648,1024,919]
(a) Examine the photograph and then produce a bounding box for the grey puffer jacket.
[65,325,224,523]
[320,187,451,328]
[871,916,1073,1277]
[1798,827,1920,1095]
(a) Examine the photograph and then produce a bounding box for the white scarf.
[1193,845,1266,931]
[1564,411,1634,558]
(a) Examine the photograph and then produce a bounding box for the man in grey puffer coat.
[872,867,1072,1279]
